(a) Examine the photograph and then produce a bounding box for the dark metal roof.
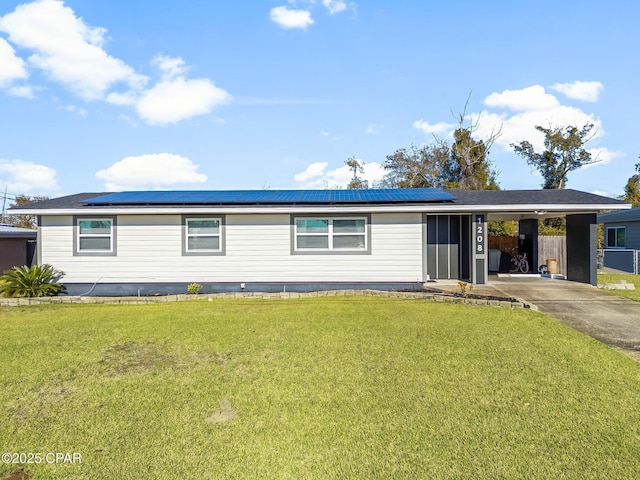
[598,206,640,223]
[14,192,106,210]
[0,224,37,238]
[82,188,456,205]
[446,189,626,206]
[11,188,627,211]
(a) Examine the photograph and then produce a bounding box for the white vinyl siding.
[39,213,424,283]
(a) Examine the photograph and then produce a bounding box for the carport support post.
[518,219,539,273]
[566,213,597,285]
[471,213,488,284]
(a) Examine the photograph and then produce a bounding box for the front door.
[425,215,471,281]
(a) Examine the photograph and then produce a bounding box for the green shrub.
[187,282,203,294]
[0,264,66,298]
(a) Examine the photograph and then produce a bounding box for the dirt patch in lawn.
[99,341,180,376]
[1,468,32,480]
[205,399,238,424]
[8,384,75,424]
[98,342,235,376]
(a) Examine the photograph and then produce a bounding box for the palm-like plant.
[0,264,66,298]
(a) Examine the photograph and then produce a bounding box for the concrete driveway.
[473,276,640,357]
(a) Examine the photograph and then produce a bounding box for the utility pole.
[1,186,7,224]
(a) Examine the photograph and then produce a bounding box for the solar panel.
[84,188,456,205]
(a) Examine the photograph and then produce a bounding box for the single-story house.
[598,206,640,274]
[0,224,37,273]
[11,188,629,296]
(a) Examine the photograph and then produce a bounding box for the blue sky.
[0,0,638,201]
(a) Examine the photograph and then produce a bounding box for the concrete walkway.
[473,276,640,357]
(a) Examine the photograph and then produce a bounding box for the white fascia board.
[9,202,631,216]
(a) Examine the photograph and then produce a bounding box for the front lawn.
[1,298,639,479]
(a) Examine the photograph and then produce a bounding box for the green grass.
[598,273,640,302]
[1,298,640,479]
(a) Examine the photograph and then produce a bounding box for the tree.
[442,97,501,190]
[381,144,451,188]
[383,93,500,190]
[345,157,368,189]
[447,127,499,190]
[621,161,640,207]
[511,123,598,189]
[5,195,47,229]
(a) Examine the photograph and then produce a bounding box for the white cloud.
[0,158,58,195]
[152,54,188,80]
[550,81,603,102]
[413,84,615,167]
[117,114,138,127]
[0,2,232,125]
[63,104,88,117]
[413,82,618,190]
[359,162,385,185]
[484,85,559,112]
[105,91,137,106]
[8,85,35,98]
[413,120,455,136]
[471,104,603,152]
[584,147,622,168]
[294,161,328,182]
[95,153,208,191]
[136,77,232,125]
[104,55,232,125]
[364,123,383,134]
[270,6,314,29]
[322,0,348,14]
[0,37,27,85]
[317,130,343,141]
[0,0,147,100]
[294,160,385,188]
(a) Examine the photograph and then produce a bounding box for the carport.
[427,189,631,286]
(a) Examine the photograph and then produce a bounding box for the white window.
[185,217,222,253]
[606,226,626,248]
[294,217,367,252]
[77,218,114,253]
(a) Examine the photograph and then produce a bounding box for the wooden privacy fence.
[489,235,567,274]
[538,236,566,275]
[488,236,517,251]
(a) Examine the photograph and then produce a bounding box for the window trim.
[182,215,225,256]
[605,226,626,249]
[73,216,117,256]
[291,214,371,255]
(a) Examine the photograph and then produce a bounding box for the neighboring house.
[0,224,37,273]
[598,207,640,274]
[10,188,629,295]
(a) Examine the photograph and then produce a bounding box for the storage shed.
[0,224,37,272]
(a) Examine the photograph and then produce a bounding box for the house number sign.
[475,214,485,254]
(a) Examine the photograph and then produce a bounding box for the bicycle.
[508,248,530,273]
